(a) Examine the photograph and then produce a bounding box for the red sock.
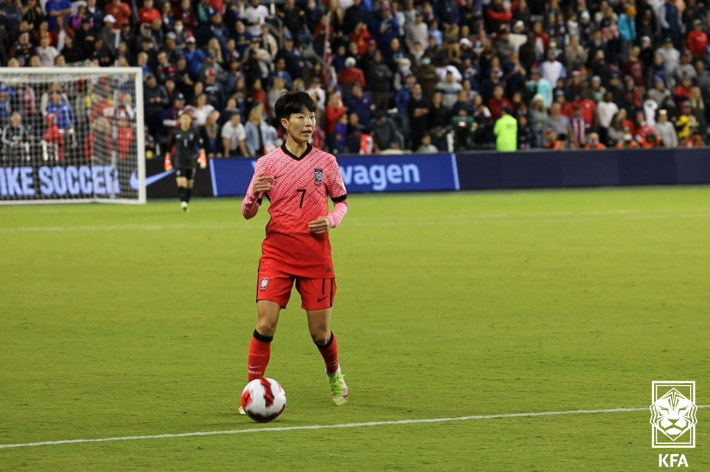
[247,330,272,381]
[317,331,339,374]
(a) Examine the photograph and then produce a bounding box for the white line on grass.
[2,405,707,450]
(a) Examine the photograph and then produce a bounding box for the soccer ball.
[241,378,287,423]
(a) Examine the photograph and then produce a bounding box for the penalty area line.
[3,405,707,450]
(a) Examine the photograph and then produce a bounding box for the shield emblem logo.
[314,168,324,184]
[260,278,268,289]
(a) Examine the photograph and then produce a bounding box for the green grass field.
[1,187,709,471]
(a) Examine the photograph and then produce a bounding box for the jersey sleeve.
[325,155,347,201]
[242,158,266,219]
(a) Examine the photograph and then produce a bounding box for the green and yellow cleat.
[327,367,349,406]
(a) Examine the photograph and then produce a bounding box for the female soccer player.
[164,112,206,212]
[240,91,349,411]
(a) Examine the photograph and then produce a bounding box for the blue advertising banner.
[0,164,125,199]
[456,148,710,190]
[209,154,460,196]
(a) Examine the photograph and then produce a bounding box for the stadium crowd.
[1,0,710,157]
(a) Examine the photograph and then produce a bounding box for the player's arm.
[309,156,349,233]
[242,171,273,219]
[195,133,207,168]
[164,133,175,170]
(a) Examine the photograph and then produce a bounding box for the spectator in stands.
[661,0,682,49]
[199,109,222,157]
[370,110,399,152]
[244,101,278,155]
[367,50,393,111]
[415,131,437,153]
[345,82,374,130]
[338,57,366,89]
[45,0,71,33]
[143,73,169,135]
[436,70,463,110]
[517,112,534,150]
[45,89,75,132]
[2,112,31,159]
[222,110,247,156]
[543,103,570,145]
[36,35,59,66]
[584,132,605,149]
[139,0,161,26]
[43,112,65,159]
[103,0,130,29]
[407,83,429,151]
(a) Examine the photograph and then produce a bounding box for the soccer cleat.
[181,201,189,213]
[327,367,349,406]
[238,406,247,416]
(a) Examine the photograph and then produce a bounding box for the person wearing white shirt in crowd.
[36,36,59,67]
[656,38,680,86]
[222,111,248,156]
[436,70,463,109]
[655,109,678,147]
[244,0,269,36]
[540,49,566,86]
[509,21,527,52]
[192,93,215,126]
[596,91,620,130]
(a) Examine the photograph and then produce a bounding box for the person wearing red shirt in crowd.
[621,45,646,87]
[486,0,512,32]
[687,19,708,57]
[325,93,346,135]
[116,116,135,158]
[571,94,597,126]
[104,0,131,28]
[139,0,161,26]
[84,117,112,159]
[337,57,366,88]
[487,84,512,120]
[633,110,656,141]
[542,128,565,149]
[349,22,371,56]
[43,113,65,160]
[555,90,574,117]
[674,75,693,108]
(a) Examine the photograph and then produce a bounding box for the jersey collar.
[281,142,313,161]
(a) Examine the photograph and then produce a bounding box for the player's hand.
[308,216,332,234]
[198,151,207,169]
[252,174,274,195]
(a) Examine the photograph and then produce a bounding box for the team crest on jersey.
[260,278,268,289]
[314,168,324,185]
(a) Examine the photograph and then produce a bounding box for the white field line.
[2,209,710,233]
[1,405,708,450]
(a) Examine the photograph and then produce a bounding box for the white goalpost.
[0,67,145,204]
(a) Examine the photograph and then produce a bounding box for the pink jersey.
[243,143,348,278]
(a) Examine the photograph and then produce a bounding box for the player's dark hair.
[274,91,317,128]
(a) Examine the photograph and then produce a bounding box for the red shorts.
[256,269,337,310]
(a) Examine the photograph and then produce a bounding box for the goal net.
[0,68,145,204]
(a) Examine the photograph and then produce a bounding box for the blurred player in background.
[240,91,350,411]
[164,112,206,212]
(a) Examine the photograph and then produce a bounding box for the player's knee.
[310,329,330,347]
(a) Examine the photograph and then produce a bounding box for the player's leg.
[247,300,281,381]
[299,278,348,405]
[185,168,195,203]
[176,173,189,211]
[248,272,293,381]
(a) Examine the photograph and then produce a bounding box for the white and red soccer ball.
[241,378,287,423]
